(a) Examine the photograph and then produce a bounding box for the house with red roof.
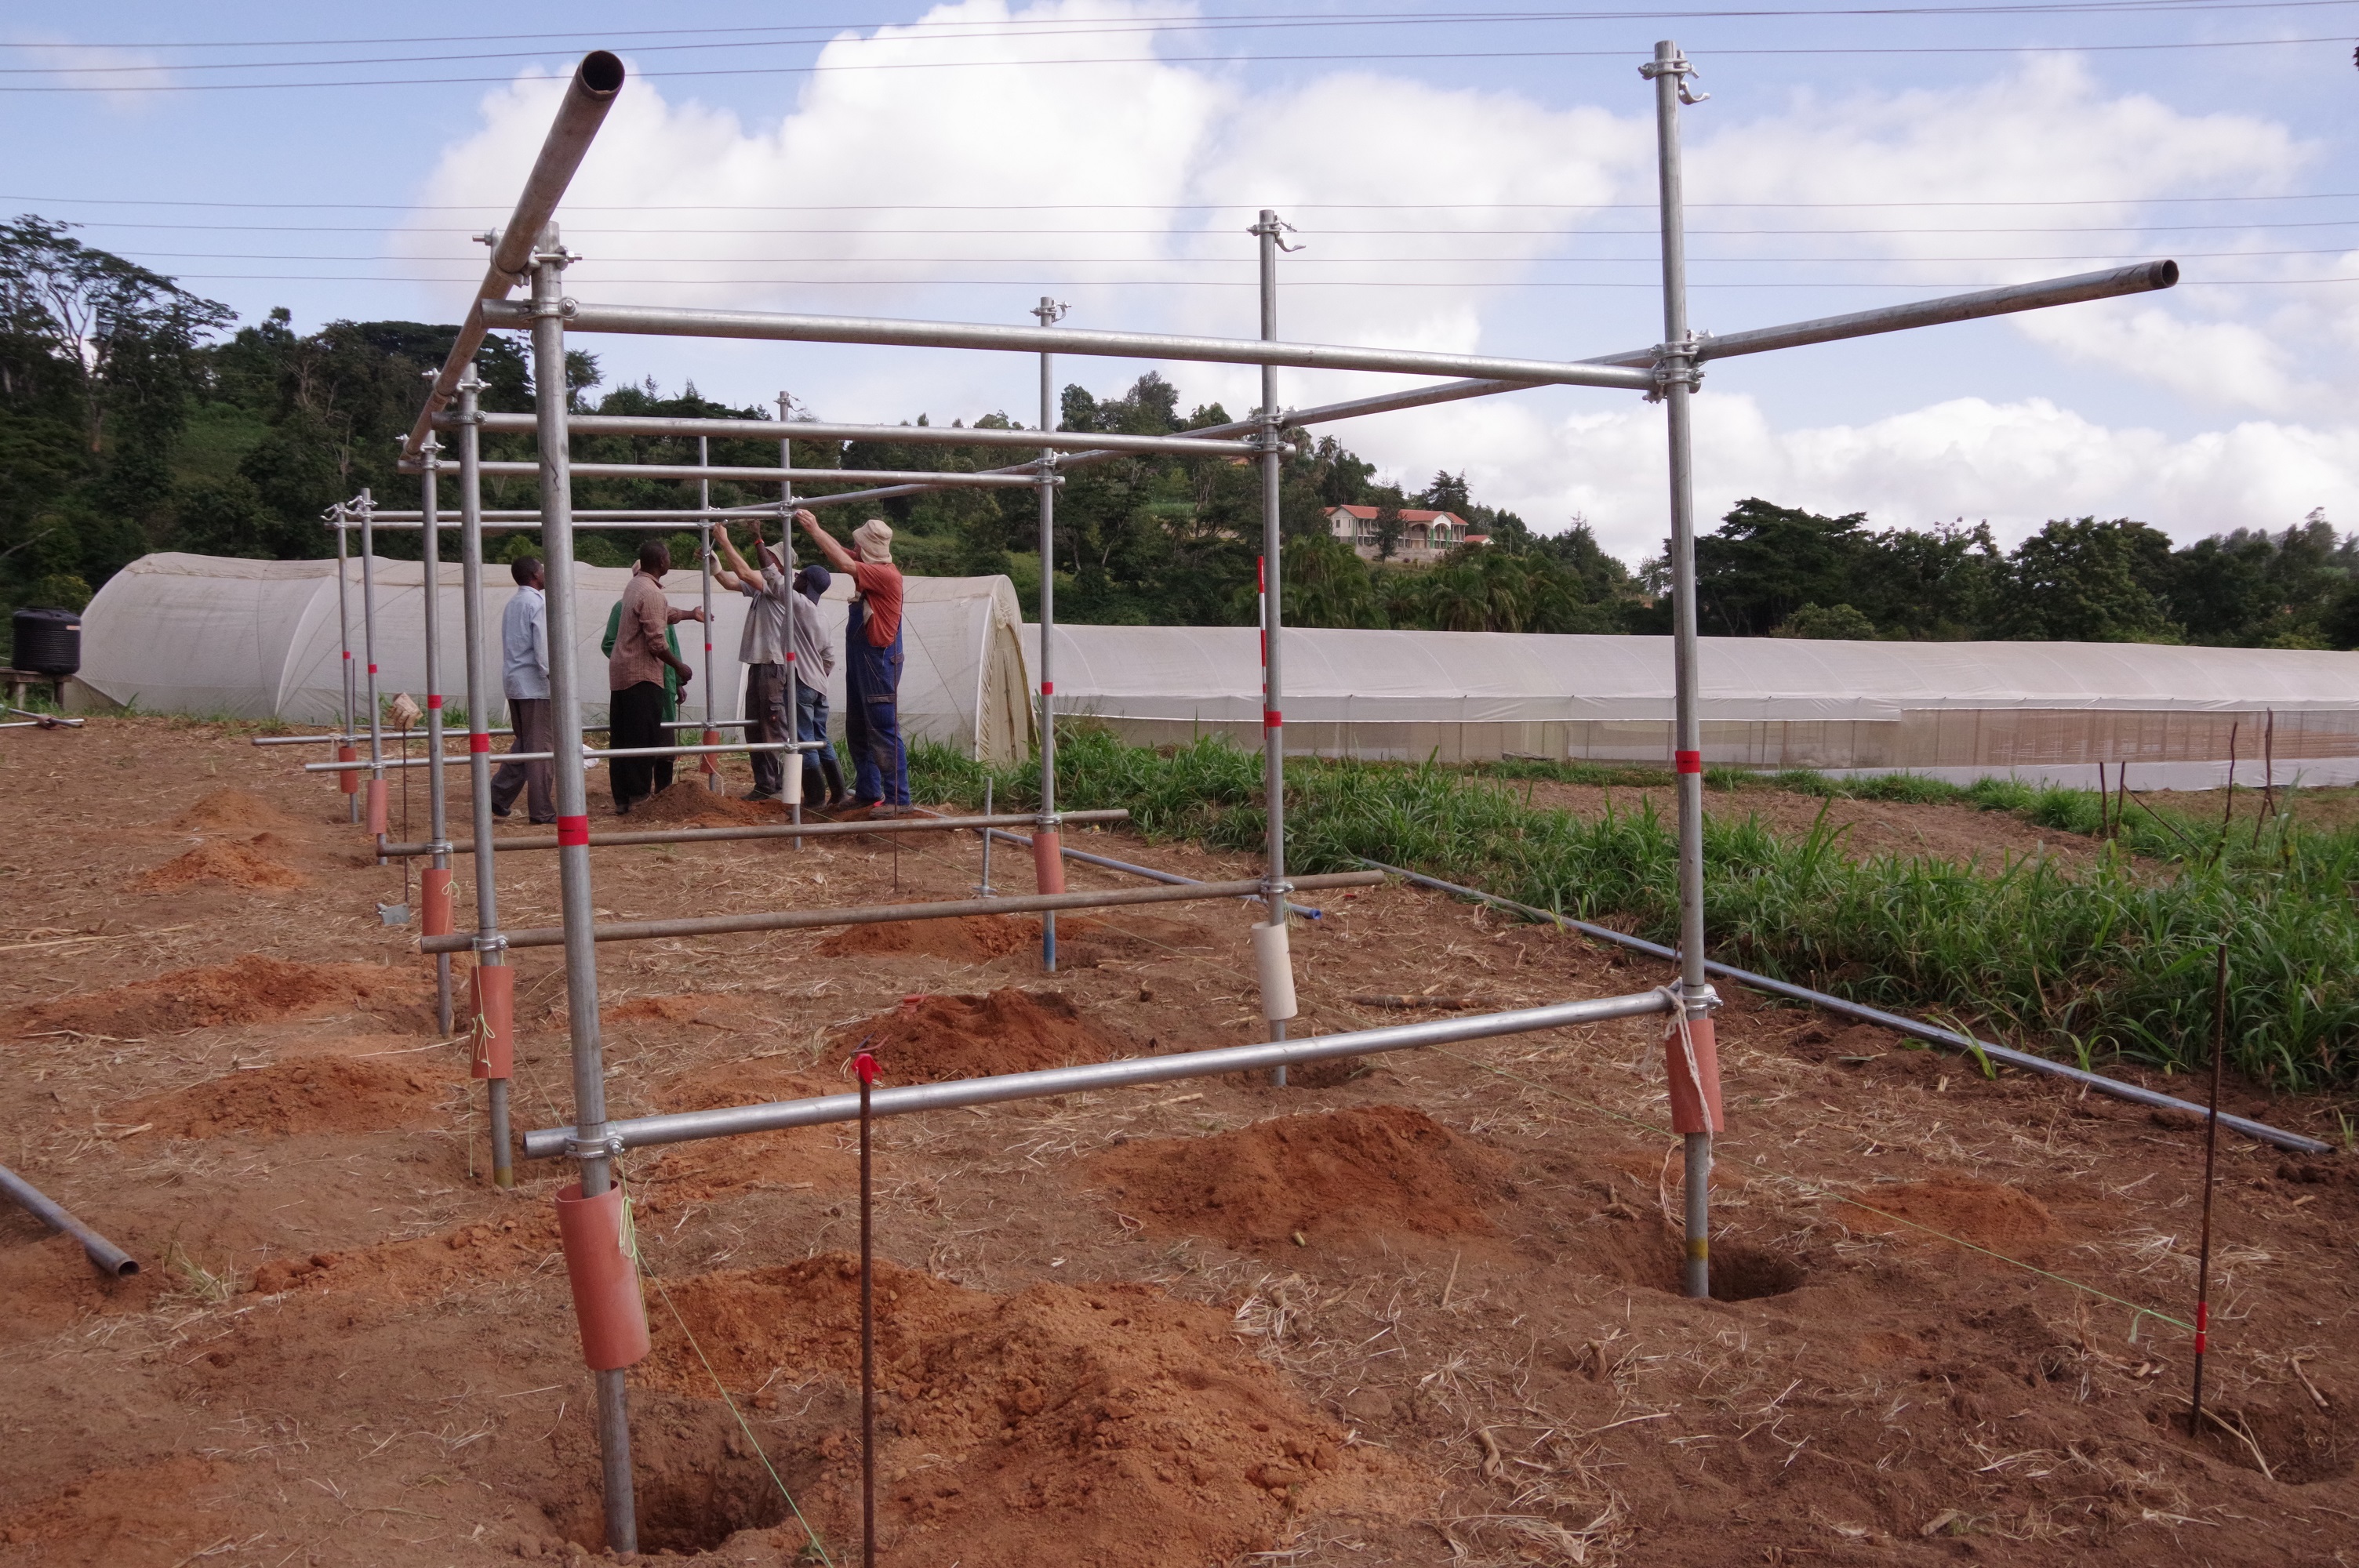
[1325,505,1488,564]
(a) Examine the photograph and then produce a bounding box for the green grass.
[913,728,2357,1092]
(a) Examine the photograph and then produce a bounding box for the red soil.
[131,839,307,892]
[1841,1174,2061,1252]
[0,1457,237,1567]
[626,782,787,826]
[834,987,1127,1083]
[169,789,294,833]
[609,1254,1427,1567]
[1081,1105,1507,1249]
[6,958,428,1039]
[819,913,1032,961]
[128,1054,445,1139]
[248,1209,561,1301]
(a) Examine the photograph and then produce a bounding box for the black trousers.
[744,662,790,797]
[609,680,671,810]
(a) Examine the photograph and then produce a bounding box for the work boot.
[819,753,848,809]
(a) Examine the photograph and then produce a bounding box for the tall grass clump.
[914,729,2359,1091]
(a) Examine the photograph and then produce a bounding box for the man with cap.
[798,512,908,814]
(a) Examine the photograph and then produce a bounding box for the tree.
[1772,602,1878,640]
[1692,498,1874,637]
[1371,486,1405,561]
[1418,470,1470,513]
[1995,517,2179,642]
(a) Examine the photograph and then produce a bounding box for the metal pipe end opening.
[2146,259,2180,289]
[103,1254,140,1278]
[577,52,626,96]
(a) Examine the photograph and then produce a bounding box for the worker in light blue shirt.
[491,557,554,823]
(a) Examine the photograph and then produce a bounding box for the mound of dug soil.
[835,988,1122,1082]
[133,840,306,892]
[1840,1174,2059,1251]
[605,993,746,1029]
[8,958,425,1040]
[169,789,293,833]
[1083,1105,1508,1249]
[819,913,1032,961]
[248,1209,560,1301]
[129,1054,445,1139]
[626,782,787,826]
[631,1255,1425,1567]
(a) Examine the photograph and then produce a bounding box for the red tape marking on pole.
[556,815,590,847]
[1675,750,1703,774]
[1264,710,1283,728]
[469,733,491,753]
[368,663,378,675]
[2194,1300,2209,1355]
[1040,681,1053,695]
[426,694,442,710]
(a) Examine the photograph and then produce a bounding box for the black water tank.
[12,606,81,677]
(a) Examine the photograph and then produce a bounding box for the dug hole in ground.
[0,717,2353,1566]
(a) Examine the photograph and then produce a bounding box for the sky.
[6,2,2357,564]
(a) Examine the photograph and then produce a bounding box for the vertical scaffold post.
[778,391,803,843]
[1033,297,1067,972]
[359,489,387,853]
[1646,38,1725,1301]
[335,506,359,822]
[533,230,638,1553]
[420,438,454,1034]
[1252,210,1292,1087]
[456,364,514,1189]
[700,436,719,792]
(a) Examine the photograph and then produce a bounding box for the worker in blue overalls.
[797,510,909,815]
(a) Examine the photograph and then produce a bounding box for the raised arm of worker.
[712,524,758,591]
[796,508,857,576]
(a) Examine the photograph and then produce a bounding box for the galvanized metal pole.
[1254,211,1290,1087]
[336,508,358,822]
[456,364,514,1189]
[700,437,718,793]
[777,392,802,839]
[532,232,637,1554]
[1034,299,1063,974]
[420,439,454,1034]
[360,490,385,855]
[1648,39,1718,1301]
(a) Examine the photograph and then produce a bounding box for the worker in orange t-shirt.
[797,510,909,814]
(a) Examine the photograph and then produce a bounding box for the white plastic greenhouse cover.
[1024,623,2359,788]
[79,554,1034,764]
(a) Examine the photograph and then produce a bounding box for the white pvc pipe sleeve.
[1251,920,1299,1022]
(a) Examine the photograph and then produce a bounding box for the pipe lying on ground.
[980,825,1325,921]
[0,1163,138,1278]
[1361,858,2332,1156]
[304,739,812,772]
[378,808,1132,859]
[421,869,1385,955]
[523,985,1677,1157]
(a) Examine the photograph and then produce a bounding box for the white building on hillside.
[1325,505,1485,564]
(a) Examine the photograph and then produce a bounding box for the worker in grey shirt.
[713,521,798,800]
[787,560,843,808]
[490,556,554,823]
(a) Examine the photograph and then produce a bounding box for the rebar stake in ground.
[856,1047,880,1568]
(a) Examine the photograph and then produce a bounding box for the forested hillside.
[5,215,2354,652]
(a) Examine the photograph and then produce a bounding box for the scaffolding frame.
[365,44,2176,1554]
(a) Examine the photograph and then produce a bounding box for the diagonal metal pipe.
[520,985,1677,1158]
[0,1163,137,1278]
[470,460,1053,486]
[449,411,1277,458]
[401,51,625,462]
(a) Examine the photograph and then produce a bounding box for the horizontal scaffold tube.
[303,740,809,771]
[1360,858,2331,1156]
[472,461,1056,487]
[377,808,1131,858]
[0,1162,138,1277]
[787,263,2179,516]
[359,509,784,524]
[980,825,1324,921]
[522,985,1676,1157]
[481,299,1659,392]
[1584,260,2179,369]
[421,869,1385,955]
[453,411,1280,458]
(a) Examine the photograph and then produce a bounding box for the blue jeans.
[844,609,909,808]
[794,680,834,802]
